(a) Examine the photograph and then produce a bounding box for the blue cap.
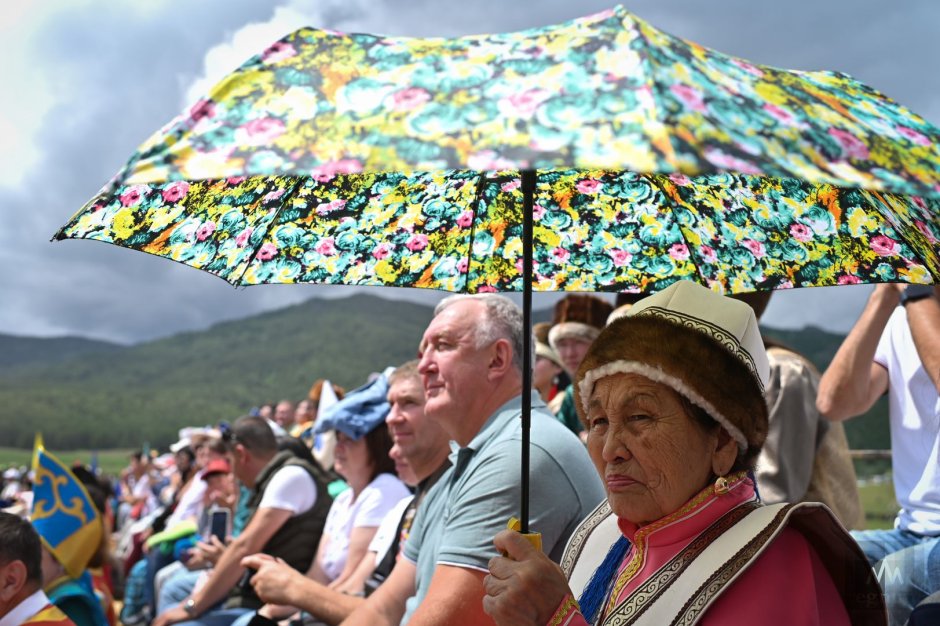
[315,368,393,440]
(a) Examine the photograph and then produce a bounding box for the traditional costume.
[549,281,886,626]
[1,590,76,626]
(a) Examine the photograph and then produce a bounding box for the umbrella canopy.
[57,169,939,291]
[55,5,940,291]
[54,5,940,529]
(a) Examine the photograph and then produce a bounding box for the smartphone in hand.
[208,506,231,543]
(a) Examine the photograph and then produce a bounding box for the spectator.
[272,401,295,431]
[70,466,118,626]
[342,294,605,626]
[153,416,331,626]
[548,294,613,436]
[532,322,567,406]
[0,511,77,626]
[290,400,315,438]
[818,283,940,625]
[731,291,862,528]
[117,452,158,529]
[301,380,346,471]
[306,373,410,593]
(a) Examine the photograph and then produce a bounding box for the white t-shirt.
[368,495,414,566]
[165,475,208,528]
[258,465,318,515]
[874,307,940,534]
[320,473,411,582]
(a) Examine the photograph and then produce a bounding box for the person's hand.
[874,283,904,301]
[152,604,188,626]
[241,553,303,608]
[192,535,226,566]
[483,530,573,625]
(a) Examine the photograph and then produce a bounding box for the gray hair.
[435,294,524,374]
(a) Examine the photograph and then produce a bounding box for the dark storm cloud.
[1,0,937,342]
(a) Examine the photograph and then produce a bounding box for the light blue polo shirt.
[400,392,604,622]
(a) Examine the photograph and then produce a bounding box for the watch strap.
[901,284,935,306]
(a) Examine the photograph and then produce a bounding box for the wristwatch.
[183,598,198,617]
[900,284,935,307]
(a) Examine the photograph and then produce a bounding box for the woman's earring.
[713,475,730,496]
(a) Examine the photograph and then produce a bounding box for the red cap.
[201,458,231,480]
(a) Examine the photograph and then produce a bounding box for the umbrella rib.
[644,174,713,289]
[232,177,306,287]
[464,172,489,293]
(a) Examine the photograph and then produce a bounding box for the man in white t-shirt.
[154,416,329,626]
[818,283,940,626]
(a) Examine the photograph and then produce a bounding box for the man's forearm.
[817,287,897,420]
[340,601,400,626]
[905,293,940,393]
[284,577,363,626]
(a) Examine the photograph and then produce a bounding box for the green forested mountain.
[0,295,888,452]
[0,295,432,450]
[0,334,123,372]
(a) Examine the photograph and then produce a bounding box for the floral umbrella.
[54,6,940,529]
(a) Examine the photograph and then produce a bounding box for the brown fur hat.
[574,281,769,464]
[548,295,613,350]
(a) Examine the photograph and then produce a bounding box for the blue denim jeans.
[851,528,940,626]
[157,569,203,616]
[174,608,252,626]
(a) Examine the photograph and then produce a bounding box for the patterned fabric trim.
[601,473,751,620]
[549,594,582,626]
[561,499,613,578]
[601,501,759,625]
[632,306,764,392]
[668,505,794,626]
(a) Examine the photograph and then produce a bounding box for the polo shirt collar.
[448,391,546,465]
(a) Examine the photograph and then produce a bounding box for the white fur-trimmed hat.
[575,281,769,456]
[547,295,613,351]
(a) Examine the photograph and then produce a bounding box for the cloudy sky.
[1,0,937,344]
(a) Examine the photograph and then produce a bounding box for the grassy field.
[859,477,898,530]
[0,446,133,477]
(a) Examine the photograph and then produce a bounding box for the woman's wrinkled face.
[585,373,720,526]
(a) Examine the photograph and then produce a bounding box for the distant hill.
[0,294,433,449]
[0,295,889,452]
[0,334,123,372]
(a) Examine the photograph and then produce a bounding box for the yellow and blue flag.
[30,434,102,579]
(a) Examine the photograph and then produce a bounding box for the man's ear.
[487,338,514,379]
[0,560,27,603]
[711,428,739,478]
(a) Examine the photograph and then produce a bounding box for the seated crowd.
[1,285,938,626]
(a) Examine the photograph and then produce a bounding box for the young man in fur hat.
[547,294,613,436]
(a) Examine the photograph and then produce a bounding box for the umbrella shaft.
[521,169,536,534]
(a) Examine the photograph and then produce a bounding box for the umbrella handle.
[503,517,543,555]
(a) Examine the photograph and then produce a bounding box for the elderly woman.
[484,281,885,626]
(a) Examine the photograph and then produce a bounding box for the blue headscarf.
[315,368,393,440]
